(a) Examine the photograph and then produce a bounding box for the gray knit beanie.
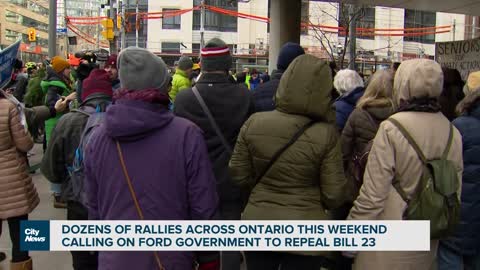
[200,38,232,72]
[177,56,193,71]
[118,47,171,93]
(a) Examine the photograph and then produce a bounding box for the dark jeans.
[0,215,30,262]
[219,200,243,270]
[67,201,98,270]
[246,251,332,270]
[438,242,480,270]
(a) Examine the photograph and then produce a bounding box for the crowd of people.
[0,38,479,270]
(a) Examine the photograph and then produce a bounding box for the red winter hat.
[81,69,113,101]
[105,54,118,69]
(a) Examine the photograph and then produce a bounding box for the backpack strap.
[388,118,426,204]
[116,141,165,270]
[192,86,232,154]
[441,124,454,160]
[255,120,316,184]
[388,118,427,164]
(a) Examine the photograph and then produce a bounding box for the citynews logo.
[24,228,46,243]
[20,221,50,251]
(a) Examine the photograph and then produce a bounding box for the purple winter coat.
[84,99,219,270]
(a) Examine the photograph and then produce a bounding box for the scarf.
[397,96,441,113]
[113,89,170,106]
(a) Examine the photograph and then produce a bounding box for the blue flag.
[0,40,21,89]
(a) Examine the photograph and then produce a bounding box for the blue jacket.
[334,87,365,130]
[442,102,480,255]
[249,76,261,91]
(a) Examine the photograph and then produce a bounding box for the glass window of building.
[192,43,201,53]
[301,0,309,35]
[162,9,181,29]
[193,0,238,32]
[404,9,436,44]
[5,11,49,32]
[338,6,376,40]
[162,42,181,53]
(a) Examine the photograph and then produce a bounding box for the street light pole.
[135,0,139,47]
[200,0,205,49]
[120,0,126,50]
[64,0,69,56]
[110,0,118,53]
[48,0,57,58]
[97,6,101,50]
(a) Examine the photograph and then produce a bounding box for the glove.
[198,260,220,270]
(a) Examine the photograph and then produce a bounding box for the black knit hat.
[201,38,232,72]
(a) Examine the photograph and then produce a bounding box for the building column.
[268,0,302,73]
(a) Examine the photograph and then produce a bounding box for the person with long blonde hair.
[341,70,395,197]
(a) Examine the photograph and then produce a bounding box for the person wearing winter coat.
[0,90,39,270]
[347,59,463,270]
[253,42,305,112]
[437,83,480,269]
[174,38,254,270]
[104,54,120,91]
[249,70,261,91]
[439,68,465,121]
[169,56,194,102]
[84,47,219,270]
[41,56,74,144]
[41,70,114,270]
[341,70,395,197]
[333,69,365,131]
[41,56,76,208]
[4,59,28,103]
[229,54,348,270]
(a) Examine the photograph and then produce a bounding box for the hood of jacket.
[175,68,189,78]
[393,59,443,108]
[365,104,394,121]
[457,88,480,117]
[338,86,365,105]
[275,54,334,121]
[105,99,174,141]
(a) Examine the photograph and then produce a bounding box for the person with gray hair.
[169,56,194,102]
[333,69,365,130]
[84,47,220,270]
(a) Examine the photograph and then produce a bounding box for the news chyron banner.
[20,221,429,252]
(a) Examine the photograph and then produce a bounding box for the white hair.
[333,69,364,95]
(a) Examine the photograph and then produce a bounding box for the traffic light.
[28,28,36,42]
[117,15,122,30]
[101,18,114,41]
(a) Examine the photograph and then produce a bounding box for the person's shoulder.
[0,98,14,109]
[453,114,479,133]
[170,115,205,137]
